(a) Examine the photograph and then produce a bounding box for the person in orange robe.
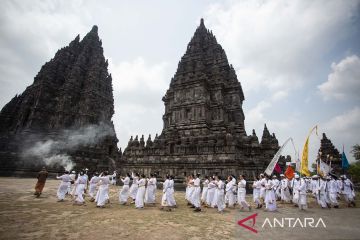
[34,167,48,197]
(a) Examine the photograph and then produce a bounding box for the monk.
[34,167,48,197]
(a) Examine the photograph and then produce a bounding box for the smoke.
[22,122,115,171]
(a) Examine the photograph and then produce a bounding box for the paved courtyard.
[0,177,359,240]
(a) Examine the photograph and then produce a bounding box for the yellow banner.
[300,125,317,176]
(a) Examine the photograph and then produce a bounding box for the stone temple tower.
[0,26,119,173]
[120,19,279,179]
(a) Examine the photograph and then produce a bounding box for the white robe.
[135,178,146,208]
[264,180,276,211]
[298,178,307,208]
[343,179,355,202]
[291,179,300,204]
[280,178,291,202]
[161,179,175,207]
[259,178,266,199]
[211,180,219,207]
[192,178,201,208]
[225,181,235,207]
[144,177,157,204]
[119,176,130,203]
[88,176,99,199]
[328,179,339,206]
[201,179,209,203]
[216,180,225,212]
[238,179,250,209]
[56,174,71,200]
[75,175,87,203]
[206,181,216,206]
[168,179,177,206]
[252,180,261,205]
[95,176,110,206]
[129,174,139,200]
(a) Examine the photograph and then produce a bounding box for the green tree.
[351,144,360,161]
[348,162,360,183]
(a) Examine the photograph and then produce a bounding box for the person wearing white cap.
[341,175,356,207]
[280,174,291,203]
[110,170,117,185]
[316,175,329,208]
[298,177,308,210]
[264,174,277,211]
[272,175,281,200]
[291,174,300,207]
[328,176,339,208]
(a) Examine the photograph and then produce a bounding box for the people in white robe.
[192,173,202,212]
[237,175,251,211]
[328,176,339,208]
[88,172,99,201]
[119,173,131,205]
[259,174,266,203]
[161,175,174,211]
[225,176,236,208]
[110,171,117,185]
[74,171,87,205]
[129,172,139,203]
[215,176,225,213]
[310,175,319,197]
[211,176,219,208]
[272,175,281,200]
[83,168,89,193]
[56,171,71,201]
[206,177,216,207]
[252,176,261,208]
[68,170,76,194]
[185,176,191,204]
[341,175,356,207]
[298,177,307,210]
[135,174,146,209]
[264,175,277,211]
[325,176,332,207]
[280,174,291,203]
[95,171,110,208]
[145,173,157,205]
[187,174,195,205]
[316,175,329,208]
[291,174,300,206]
[169,175,176,208]
[201,176,209,204]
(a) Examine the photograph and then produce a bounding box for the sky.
[0,0,359,165]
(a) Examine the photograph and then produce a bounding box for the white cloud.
[108,57,171,148]
[318,55,360,101]
[204,0,359,97]
[109,57,169,92]
[323,107,360,136]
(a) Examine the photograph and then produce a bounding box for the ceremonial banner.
[285,165,295,179]
[265,137,292,176]
[342,149,350,170]
[301,125,317,176]
[319,160,331,176]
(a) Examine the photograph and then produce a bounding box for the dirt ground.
[0,177,359,240]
